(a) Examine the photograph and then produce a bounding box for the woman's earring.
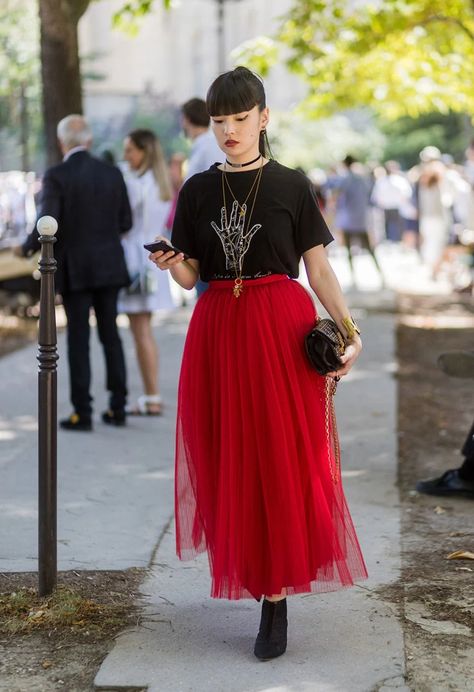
[261,129,267,135]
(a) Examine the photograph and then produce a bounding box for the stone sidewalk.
[0,307,188,573]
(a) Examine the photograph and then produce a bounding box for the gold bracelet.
[341,315,361,341]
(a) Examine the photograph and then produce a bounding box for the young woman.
[118,129,173,416]
[149,67,367,660]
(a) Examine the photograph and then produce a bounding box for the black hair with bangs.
[206,66,271,158]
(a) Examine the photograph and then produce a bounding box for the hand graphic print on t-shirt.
[211,200,262,272]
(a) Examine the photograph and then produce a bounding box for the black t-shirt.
[171,160,334,282]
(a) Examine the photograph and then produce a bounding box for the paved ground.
[0,244,450,691]
[0,307,187,572]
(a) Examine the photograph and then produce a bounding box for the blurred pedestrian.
[465,140,474,185]
[418,159,452,279]
[17,115,132,430]
[118,129,173,416]
[181,97,224,296]
[165,152,186,234]
[400,167,420,249]
[307,167,327,212]
[331,156,385,287]
[0,172,36,243]
[181,97,224,181]
[99,148,117,166]
[371,160,412,242]
[149,66,367,660]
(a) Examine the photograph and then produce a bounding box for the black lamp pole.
[36,214,59,597]
[216,0,244,73]
[217,0,225,73]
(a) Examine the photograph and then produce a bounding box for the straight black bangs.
[206,67,266,117]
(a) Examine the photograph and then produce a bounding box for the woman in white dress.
[418,161,452,279]
[118,129,173,415]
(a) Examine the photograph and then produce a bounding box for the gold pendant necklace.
[233,277,243,298]
[221,158,264,298]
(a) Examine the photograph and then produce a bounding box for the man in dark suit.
[18,114,132,431]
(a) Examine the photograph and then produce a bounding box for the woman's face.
[123,137,145,170]
[210,105,269,160]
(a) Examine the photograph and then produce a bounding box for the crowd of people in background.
[2,99,227,428]
[1,105,473,506]
[309,142,474,290]
[3,134,473,296]
[0,171,39,248]
[2,122,471,431]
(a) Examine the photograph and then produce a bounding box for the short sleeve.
[295,178,334,254]
[171,182,198,259]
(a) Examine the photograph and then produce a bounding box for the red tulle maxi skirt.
[175,274,367,600]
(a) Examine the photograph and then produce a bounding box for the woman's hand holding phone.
[146,235,198,290]
[145,236,189,270]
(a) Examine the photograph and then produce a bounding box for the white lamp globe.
[37,215,58,236]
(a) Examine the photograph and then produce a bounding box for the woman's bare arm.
[148,236,199,290]
[303,244,362,378]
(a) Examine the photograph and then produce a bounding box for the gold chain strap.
[325,376,341,483]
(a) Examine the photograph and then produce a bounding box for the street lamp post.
[217,0,225,73]
[37,214,59,597]
[215,0,245,74]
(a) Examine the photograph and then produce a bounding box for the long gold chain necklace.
[222,162,262,218]
[221,158,264,297]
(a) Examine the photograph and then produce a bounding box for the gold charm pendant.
[233,278,243,298]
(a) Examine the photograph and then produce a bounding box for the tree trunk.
[38,0,90,166]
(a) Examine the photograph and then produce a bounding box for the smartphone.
[143,240,189,260]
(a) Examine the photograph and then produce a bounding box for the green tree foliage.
[269,110,385,170]
[235,0,474,120]
[0,0,40,168]
[1,0,171,168]
[39,0,170,164]
[0,0,39,106]
[113,0,171,33]
[381,112,471,167]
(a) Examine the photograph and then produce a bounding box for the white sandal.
[127,394,163,416]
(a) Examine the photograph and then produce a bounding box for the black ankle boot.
[254,598,287,661]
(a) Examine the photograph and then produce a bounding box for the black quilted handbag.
[305,318,345,376]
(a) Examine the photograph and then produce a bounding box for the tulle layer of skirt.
[175,274,367,600]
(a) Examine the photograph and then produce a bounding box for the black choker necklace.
[225,154,262,168]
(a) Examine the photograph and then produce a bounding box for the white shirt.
[185,129,223,181]
[371,173,412,210]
